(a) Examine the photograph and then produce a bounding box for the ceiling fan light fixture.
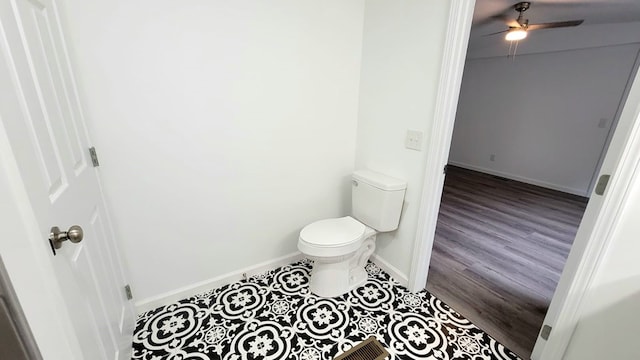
[505,29,527,41]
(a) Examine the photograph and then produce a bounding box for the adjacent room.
[426,0,640,358]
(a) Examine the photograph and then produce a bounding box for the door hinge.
[595,174,610,196]
[540,324,552,340]
[124,284,133,300]
[89,147,100,167]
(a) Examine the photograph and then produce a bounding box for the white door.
[0,0,135,359]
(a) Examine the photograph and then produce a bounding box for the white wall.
[355,0,450,279]
[449,43,640,196]
[58,0,365,302]
[562,158,640,359]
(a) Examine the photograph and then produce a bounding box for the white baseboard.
[370,254,409,287]
[135,251,410,313]
[134,252,304,313]
[448,161,588,197]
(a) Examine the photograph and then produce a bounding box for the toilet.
[298,169,406,297]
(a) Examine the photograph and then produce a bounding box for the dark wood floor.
[426,166,588,359]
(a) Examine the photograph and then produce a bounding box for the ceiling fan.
[486,2,584,41]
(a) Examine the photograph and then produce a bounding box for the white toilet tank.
[352,170,406,232]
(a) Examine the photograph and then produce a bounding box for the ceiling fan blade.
[527,20,584,31]
[478,14,527,27]
[482,29,510,37]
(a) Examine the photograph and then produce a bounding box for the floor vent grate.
[334,336,389,360]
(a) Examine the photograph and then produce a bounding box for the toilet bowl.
[298,170,406,298]
[298,216,377,297]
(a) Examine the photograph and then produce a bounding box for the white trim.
[408,0,475,292]
[134,252,304,313]
[135,250,412,313]
[370,254,408,287]
[531,66,640,360]
[448,161,587,197]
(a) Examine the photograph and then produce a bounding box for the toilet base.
[307,236,376,298]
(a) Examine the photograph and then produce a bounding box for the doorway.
[408,0,640,359]
[427,35,639,360]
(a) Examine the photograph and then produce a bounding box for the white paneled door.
[0,0,135,359]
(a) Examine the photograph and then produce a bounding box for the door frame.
[408,0,640,358]
[408,0,475,292]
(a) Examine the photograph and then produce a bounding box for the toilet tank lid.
[353,170,407,191]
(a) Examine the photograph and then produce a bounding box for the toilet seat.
[298,216,365,257]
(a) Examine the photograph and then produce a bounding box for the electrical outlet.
[490,154,496,161]
[405,130,423,151]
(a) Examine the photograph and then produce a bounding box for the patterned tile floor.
[132,260,521,360]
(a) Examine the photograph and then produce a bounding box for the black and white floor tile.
[132,260,521,360]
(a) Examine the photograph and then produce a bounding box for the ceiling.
[472,0,640,38]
